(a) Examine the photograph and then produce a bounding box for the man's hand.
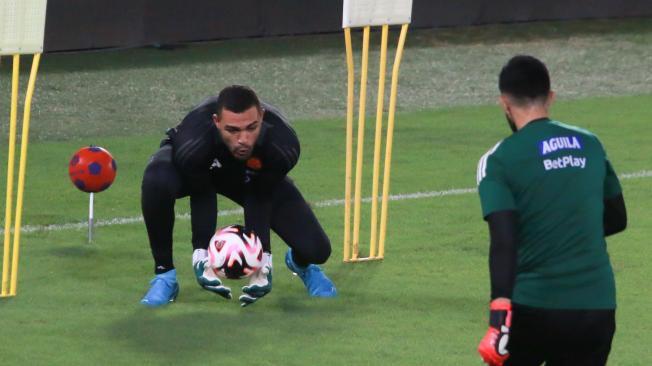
[239,252,272,307]
[478,298,512,366]
[193,249,232,299]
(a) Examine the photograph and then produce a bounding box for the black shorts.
[506,304,615,366]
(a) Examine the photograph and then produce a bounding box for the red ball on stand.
[68,146,117,244]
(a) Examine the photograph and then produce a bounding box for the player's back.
[479,118,615,309]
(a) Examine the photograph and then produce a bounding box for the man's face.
[213,106,263,161]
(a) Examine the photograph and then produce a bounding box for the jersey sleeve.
[169,108,218,179]
[253,105,300,184]
[477,150,516,218]
[604,158,622,199]
[243,180,273,252]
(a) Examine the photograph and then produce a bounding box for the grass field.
[1,19,651,365]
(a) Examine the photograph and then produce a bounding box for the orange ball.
[68,146,117,193]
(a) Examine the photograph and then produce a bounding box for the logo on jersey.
[246,157,262,170]
[543,155,586,170]
[210,158,222,170]
[539,136,582,156]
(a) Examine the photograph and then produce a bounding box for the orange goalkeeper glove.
[478,299,512,366]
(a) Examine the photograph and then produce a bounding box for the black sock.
[154,264,175,275]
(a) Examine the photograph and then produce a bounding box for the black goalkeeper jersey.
[165,96,300,187]
[162,96,300,251]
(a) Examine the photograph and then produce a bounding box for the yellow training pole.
[2,55,20,296]
[368,25,388,258]
[378,24,408,258]
[8,53,41,296]
[343,28,355,262]
[351,26,370,260]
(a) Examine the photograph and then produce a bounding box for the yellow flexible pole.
[369,25,388,258]
[378,25,408,258]
[343,28,355,262]
[2,55,20,296]
[352,26,370,261]
[9,53,42,296]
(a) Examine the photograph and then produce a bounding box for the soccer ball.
[68,146,117,193]
[207,225,263,279]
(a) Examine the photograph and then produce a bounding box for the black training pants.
[505,303,616,366]
[141,145,331,273]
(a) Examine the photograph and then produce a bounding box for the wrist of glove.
[193,249,232,300]
[478,299,512,366]
[239,252,273,307]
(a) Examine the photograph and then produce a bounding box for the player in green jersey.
[476,55,627,366]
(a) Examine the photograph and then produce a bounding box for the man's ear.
[546,91,556,108]
[212,113,220,127]
[498,95,510,112]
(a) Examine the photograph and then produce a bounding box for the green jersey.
[477,118,622,309]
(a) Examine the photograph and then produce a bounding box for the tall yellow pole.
[2,55,20,296]
[343,28,355,262]
[352,26,370,260]
[8,53,41,295]
[369,25,388,258]
[378,24,408,258]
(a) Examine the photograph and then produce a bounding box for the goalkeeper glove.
[192,249,232,299]
[478,299,512,366]
[239,252,272,307]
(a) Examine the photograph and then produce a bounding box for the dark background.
[44,0,652,52]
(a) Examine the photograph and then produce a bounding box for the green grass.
[1,93,651,365]
[1,17,652,366]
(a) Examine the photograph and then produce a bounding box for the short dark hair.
[499,55,550,104]
[216,85,262,117]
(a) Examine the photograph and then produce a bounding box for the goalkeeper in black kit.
[140,85,337,307]
[476,56,627,365]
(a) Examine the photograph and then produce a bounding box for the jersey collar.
[518,117,551,133]
[528,117,550,124]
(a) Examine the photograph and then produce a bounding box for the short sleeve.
[477,152,516,218]
[604,158,622,199]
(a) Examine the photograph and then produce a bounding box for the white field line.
[2,170,650,235]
